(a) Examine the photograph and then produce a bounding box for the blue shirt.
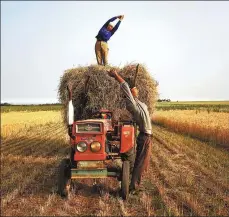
[95,17,121,42]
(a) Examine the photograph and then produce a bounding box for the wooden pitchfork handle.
[84,76,90,94]
[67,75,90,100]
[67,82,73,100]
[132,64,139,87]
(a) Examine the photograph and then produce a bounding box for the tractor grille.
[76,123,101,133]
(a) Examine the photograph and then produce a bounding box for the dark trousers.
[123,133,152,190]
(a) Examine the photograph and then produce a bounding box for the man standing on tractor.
[108,69,152,194]
[95,15,124,66]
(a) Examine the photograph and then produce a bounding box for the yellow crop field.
[1,111,62,125]
[1,111,62,138]
[1,110,229,216]
[152,110,229,147]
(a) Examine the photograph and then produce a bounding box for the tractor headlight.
[90,141,101,152]
[76,142,87,152]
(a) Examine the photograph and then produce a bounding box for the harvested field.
[1,111,62,139]
[1,110,229,216]
[58,64,158,125]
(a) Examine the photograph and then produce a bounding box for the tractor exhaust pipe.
[67,83,75,139]
[67,82,74,125]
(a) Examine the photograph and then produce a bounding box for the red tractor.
[57,82,136,200]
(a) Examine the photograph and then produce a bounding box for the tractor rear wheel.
[121,161,130,200]
[57,158,71,198]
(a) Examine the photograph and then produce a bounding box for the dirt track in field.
[1,123,229,216]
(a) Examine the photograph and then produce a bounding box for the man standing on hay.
[95,15,124,66]
[108,69,152,194]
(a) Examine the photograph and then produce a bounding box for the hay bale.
[58,64,158,126]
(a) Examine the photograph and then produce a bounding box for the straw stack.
[58,64,158,126]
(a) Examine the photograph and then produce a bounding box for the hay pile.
[58,64,158,126]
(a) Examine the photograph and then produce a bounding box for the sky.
[1,1,229,104]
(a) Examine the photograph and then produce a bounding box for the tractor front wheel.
[57,158,71,198]
[121,161,130,200]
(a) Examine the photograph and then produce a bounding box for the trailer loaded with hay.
[57,64,158,200]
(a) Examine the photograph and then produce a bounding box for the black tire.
[57,158,71,198]
[121,161,130,200]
